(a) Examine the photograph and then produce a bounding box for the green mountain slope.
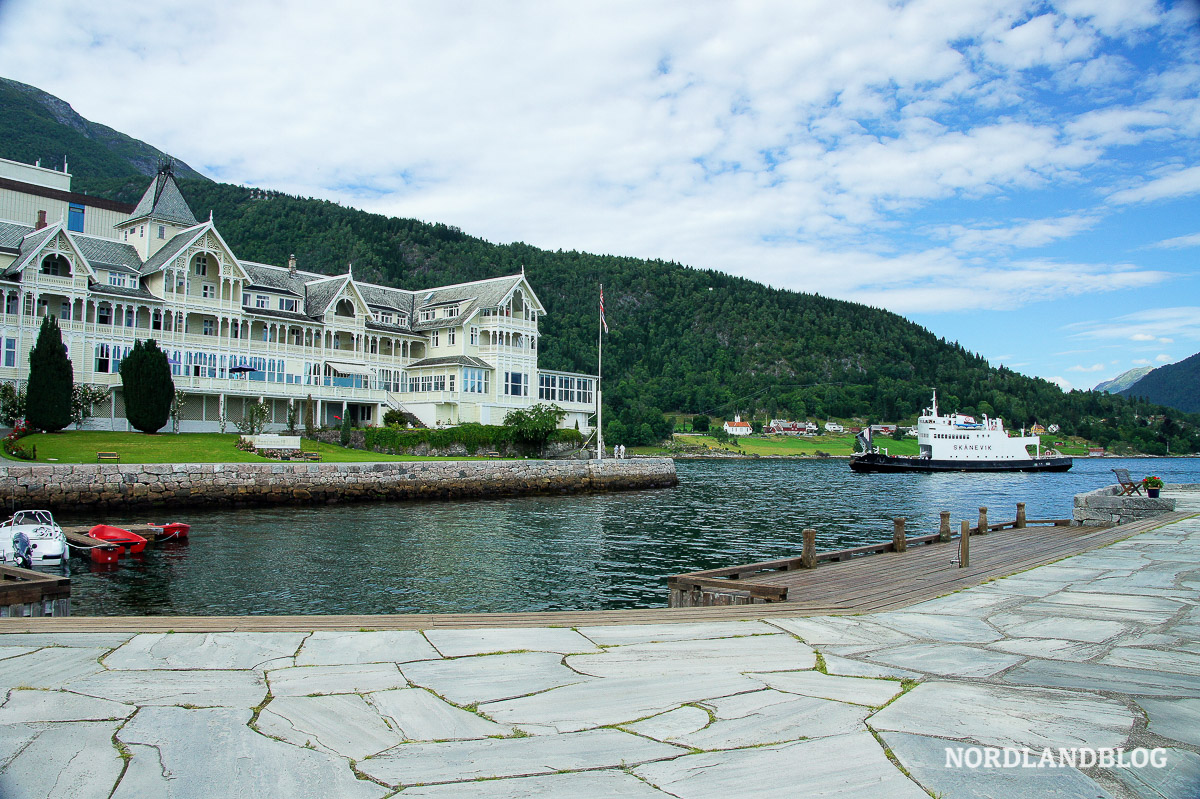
[1120,352,1200,414]
[0,77,205,184]
[2,78,1197,453]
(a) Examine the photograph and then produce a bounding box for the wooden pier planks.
[0,512,1189,633]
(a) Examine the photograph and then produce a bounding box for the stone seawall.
[1072,483,1181,526]
[0,458,678,511]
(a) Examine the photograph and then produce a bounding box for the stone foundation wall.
[1073,484,1177,527]
[0,458,677,511]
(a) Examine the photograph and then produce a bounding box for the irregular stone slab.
[0,723,36,764]
[865,643,1021,678]
[868,612,1002,643]
[0,633,133,649]
[819,654,922,679]
[567,634,814,678]
[623,705,712,741]
[989,614,1127,643]
[254,693,403,759]
[577,621,772,646]
[480,672,760,733]
[880,731,1115,799]
[1137,698,1200,746]
[1005,660,1200,697]
[0,646,40,661]
[116,706,386,798]
[635,731,928,799]
[0,646,108,689]
[899,591,1014,616]
[769,617,915,646]
[1111,748,1200,799]
[1101,647,1200,676]
[401,651,592,705]
[750,670,902,706]
[104,632,304,671]
[68,669,267,707]
[370,687,511,740]
[870,682,1132,749]
[989,638,1108,662]
[358,728,683,786]
[0,688,133,723]
[973,578,1067,598]
[676,689,869,749]
[1020,592,1182,623]
[0,720,124,799]
[267,663,406,697]
[393,769,672,797]
[296,630,440,666]
[425,627,600,657]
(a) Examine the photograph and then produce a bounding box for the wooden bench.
[301,451,322,461]
[97,452,120,463]
[1113,468,1143,496]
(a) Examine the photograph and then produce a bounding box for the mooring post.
[1016,502,1026,529]
[893,517,907,553]
[939,511,952,543]
[801,528,817,569]
[959,519,970,568]
[978,506,989,534]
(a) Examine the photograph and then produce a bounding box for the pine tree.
[120,339,174,433]
[25,315,73,432]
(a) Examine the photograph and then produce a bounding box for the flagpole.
[596,283,604,461]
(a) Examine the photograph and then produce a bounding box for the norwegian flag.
[600,286,609,333]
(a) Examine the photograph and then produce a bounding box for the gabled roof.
[71,235,141,274]
[125,168,199,227]
[408,355,493,369]
[304,275,352,318]
[139,225,204,275]
[3,224,60,277]
[357,282,414,315]
[88,283,157,301]
[0,220,33,251]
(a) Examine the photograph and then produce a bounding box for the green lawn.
[3,431,479,464]
[670,433,921,457]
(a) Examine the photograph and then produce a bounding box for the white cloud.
[1068,363,1106,372]
[1068,307,1200,342]
[1156,353,1173,362]
[929,214,1098,252]
[1151,232,1200,249]
[1047,376,1074,391]
[1109,165,1200,205]
[1130,333,1156,341]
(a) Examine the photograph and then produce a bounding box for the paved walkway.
[0,493,1197,798]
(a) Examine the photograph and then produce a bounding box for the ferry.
[850,391,1072,473]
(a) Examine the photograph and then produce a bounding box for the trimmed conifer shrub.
[120,339,174,433]
[25,315,73,432]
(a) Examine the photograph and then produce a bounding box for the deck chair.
[1112,468,1142,496]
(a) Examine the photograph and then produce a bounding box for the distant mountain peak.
[1095,366,1154,394]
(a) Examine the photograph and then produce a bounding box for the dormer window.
[108,272,127,288]
[443,304,459,317]
[420,309,435,322]
[279,298,297,312]
[397,314,408,327]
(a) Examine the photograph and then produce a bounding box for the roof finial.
[209,210,213,223]
[348,262,353,277]
[520,263,525,275]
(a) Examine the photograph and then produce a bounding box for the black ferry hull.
[849,453,1073,473]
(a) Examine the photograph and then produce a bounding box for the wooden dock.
[0,565,70,618]
[668,510,1193,612]
[0,511,1188,633]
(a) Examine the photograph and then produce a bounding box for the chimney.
[288,254,297,276]
[36,210,47,230]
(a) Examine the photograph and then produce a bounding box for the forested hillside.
[4,78,1197,453]
[1121,352,1200,415]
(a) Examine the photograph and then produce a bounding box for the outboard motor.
[12,532,32,570]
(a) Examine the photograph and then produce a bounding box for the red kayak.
[89,525,148,555]
[148,522,190,540]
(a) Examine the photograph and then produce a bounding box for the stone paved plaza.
[0,492,1198,798]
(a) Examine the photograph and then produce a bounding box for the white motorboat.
[0,510,68,568]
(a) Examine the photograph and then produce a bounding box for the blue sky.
[1,0,1197,390]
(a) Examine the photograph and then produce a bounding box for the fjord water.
[65,457,1199,616]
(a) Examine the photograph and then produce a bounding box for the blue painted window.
[67,203,84,232]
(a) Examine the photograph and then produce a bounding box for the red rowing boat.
[89,525,148,554]
[148,522,190,539]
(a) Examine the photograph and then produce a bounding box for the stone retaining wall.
[1073,483,1180,526]
[0,458,678,511]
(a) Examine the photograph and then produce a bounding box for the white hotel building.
[0,157,597,432]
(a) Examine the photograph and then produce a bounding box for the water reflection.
[62,457,1200,616]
